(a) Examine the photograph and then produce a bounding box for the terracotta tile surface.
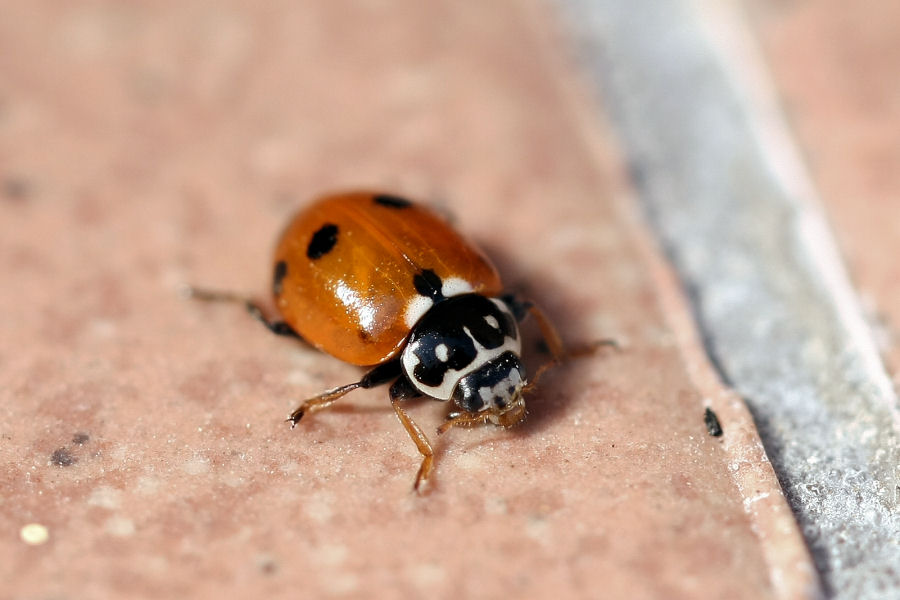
[1,2,812,598]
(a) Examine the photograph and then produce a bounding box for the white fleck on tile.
[408,563,446,588]
[221,472,246,488]
[484,496,508,516]
[136,475,160,496]
[182,455,210,475]
[525,516,552,546]
[88,485,122,509]
[453,450,486,472]
[279,460,301,475]
[20,523,49,545]
[324,573,358,595]
[312,543,348,567]
[105,515,135,537]
[303,491,335,523]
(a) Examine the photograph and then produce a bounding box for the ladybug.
[189,191,600,491]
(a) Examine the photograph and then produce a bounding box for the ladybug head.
[401,294,526,426]
[450,350,527,426]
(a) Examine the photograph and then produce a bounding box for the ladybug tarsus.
[286,376,389,428]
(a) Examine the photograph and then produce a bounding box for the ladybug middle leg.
[184,286,301,339]
[290,363,435,492]
[287,360,402,426]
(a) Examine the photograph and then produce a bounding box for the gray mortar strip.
[556,1,900,598]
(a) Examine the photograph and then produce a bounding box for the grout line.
[519,1,824,598]
[688,0,900,433]
[632,179,824,600]
[553,0,900,597]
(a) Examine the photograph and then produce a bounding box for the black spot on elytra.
[72,432,90,445]
[373,194,412,208]
[307,224,338,259]
[413,269,444,300]
[704,407,723,437]
[51,447,77,467]
[273,260,288,296]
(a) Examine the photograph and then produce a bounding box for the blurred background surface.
[2,1,898,598]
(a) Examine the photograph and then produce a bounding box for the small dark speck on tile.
[627,159,649,190]
[3,177,32,201]
[257,556,279,575]
[704,407,723,437]
[72,432,90,445]
[51,447,77,466]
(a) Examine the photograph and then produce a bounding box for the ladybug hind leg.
[184,286,301,339]
[289,362,435,493]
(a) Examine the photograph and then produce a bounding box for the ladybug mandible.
[189,191,597,491]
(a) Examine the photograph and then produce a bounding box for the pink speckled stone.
[1,1,813,598]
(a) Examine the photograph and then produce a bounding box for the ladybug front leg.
[183,286,301,338]
[386,378,434,493]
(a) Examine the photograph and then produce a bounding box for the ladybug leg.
[287,360,402,427]
[388,380,434,493]
[287,382,363,426]
[523,301,566,361]
[503,294,618,387]
[529,305,618,388]
[183,286,300,339]
[437,411,490,434]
